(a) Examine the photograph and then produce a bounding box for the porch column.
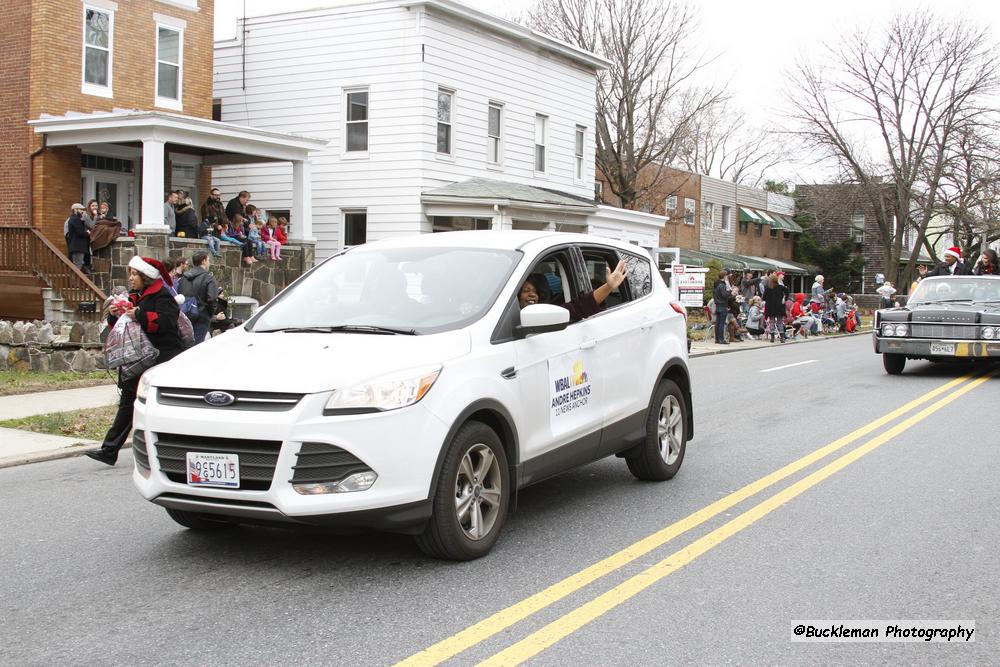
[136,139,169,234]
[290,159,314,242]
[491,205,513,231]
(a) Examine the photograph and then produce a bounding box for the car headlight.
[137,372,153,402]
[983,326,996,340]
[882,323,895,337]
[324,367,441,414]
[893,324,908,337]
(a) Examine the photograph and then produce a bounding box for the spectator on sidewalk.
[746,296,765,339]
[809,275,826,314]
[763,273,788,342]
[86,256,185,466]
[178,251,220,345]
[713,269,731,345]
[876,281,896,309]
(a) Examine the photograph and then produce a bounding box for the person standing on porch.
[66,204,91,270]
[163,191,179,232]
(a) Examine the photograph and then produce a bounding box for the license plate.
[930,342,955,356]
[187,452,240,488]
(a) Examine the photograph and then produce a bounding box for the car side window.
[623,252,653,299]
[491,249,578,343]
[579,246,630,308]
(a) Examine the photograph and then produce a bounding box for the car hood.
[147,327,472,394]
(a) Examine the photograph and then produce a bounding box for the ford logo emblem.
[204,391,236,407]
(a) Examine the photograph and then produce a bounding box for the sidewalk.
[690,329,869,357]
[0,384,121,469]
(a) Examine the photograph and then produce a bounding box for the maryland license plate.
[186,452,240,488]
[930,342,956,356]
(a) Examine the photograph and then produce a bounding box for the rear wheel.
[416,422,509,560]
[883,353,906,375]
[165,508,238,531]
[626,380,687,481]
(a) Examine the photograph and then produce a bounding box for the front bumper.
[873,336,1000,358]
[132,390,449,533]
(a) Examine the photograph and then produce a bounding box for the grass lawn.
[0,370,114,397]
[0,404,119,441]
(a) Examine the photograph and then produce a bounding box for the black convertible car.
[874,275,1000,374]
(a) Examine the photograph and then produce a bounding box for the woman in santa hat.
[927,246,972,276]
[86,256,185,466]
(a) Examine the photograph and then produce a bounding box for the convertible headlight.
[982,326,996,340]
[882,323,895,337]
[893,324,908,337]
[137,372,153,402]
[324,367,441,414]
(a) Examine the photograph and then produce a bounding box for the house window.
[437,88,453,155]
[739,220,748,234]
[82,5,113,96]
[212,98,222,122]
[783,231,792,240]
[156,25,183,107]
[594,181,603,200]
[755,223,763,236]
[851,214,865,244]
[701,202,714,228]
[684,198,695,225]
[770,227,778,239]
[345,90,369,152]
[667,195,677,212]
[487,102,502,164]
[344,210,367,246]
[721,205,732,232]
[574,125,586,180]
[534,114,548,172]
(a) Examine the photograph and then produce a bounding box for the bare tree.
[785,12,1000,286]
[676,102,788,187]
[528,0,723,210]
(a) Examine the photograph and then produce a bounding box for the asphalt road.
[1,335,997,665]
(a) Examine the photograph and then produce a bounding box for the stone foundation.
[91,234,314,304]
[0,320,106,373]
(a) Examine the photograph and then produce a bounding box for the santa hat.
[128,256,173,287]
[944,246,962,261]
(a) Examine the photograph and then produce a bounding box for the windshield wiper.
[255,324,418,335]
[255,326,339,333]
[917,298,973,304]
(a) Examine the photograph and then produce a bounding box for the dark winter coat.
[130,279,185,364]
[177,266,219,324]
[712,279,731,311]
[927,261,972,277]
[67,212,91,254]
[175,206,199,239]
[201,198,228,227]
[762,282,788,319]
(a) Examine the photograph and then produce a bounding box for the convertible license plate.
[930,342,956,356]
[187,452,240,488]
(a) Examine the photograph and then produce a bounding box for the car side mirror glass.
[514,304,570,339]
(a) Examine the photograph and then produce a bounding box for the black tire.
[626,379,688,481]
[165,508,238,531]
[883,353,906,375]
[415,422,510,561]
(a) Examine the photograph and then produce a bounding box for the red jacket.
[275,226,287,244]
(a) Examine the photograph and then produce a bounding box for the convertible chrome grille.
[290,442,372,484]
[157,387,304,411]
[153,433,281,491]
[908,324,978,340]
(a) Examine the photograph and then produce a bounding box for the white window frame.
[437,88,454,156]
[344,87,370,156]
[342,209,368,247]
[851,214,865,244]
[666,195,677,212]
[534,114,548,174]
[701,201,714,228]
[487,101,503,166]
[81,1,117,98]
[683,198,696,225]
[594,181,603,200]
[720,205,731,232]
[154,15,185,111]
[574,125,586,181]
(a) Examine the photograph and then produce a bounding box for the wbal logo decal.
[203,391,236,407]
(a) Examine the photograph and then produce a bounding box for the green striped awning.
[755,210,781,228]
[738,207,762,223]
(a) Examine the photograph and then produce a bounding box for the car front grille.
[153,433,282,491]
[290,442,372,484]
[133,431,150,472]
[908,324,978,340]
[157,387,304,412]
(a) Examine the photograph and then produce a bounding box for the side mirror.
[514,304,570,339]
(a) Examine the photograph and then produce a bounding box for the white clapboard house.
[212,0,662,258]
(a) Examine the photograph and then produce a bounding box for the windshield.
[909,277,1000,304]
[251,246,521,334]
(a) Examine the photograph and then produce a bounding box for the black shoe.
[84,449,117,466]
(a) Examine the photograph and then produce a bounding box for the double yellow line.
[398,369,995,667]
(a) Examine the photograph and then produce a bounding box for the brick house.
[0,0,324,321]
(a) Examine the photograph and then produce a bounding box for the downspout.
[27,133,47,228]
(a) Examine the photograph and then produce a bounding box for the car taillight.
[669,301,687,321]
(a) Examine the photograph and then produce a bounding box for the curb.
[689,330,872,358]
[0,442,129,470]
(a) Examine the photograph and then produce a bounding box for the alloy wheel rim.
[454,443,502,541]
[657,395,683,465]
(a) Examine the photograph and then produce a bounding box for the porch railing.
[0,226,107,322]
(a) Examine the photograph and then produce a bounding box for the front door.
[82,170,135,229]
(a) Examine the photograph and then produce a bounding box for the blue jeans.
[715,308,728,342]
[192,321,209,345]
[203,235,221,255]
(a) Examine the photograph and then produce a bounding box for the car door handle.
[579,339,597,350]
[500,366,517,379]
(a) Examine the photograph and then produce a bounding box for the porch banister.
[137,138,170,233]
[290,159,314,242]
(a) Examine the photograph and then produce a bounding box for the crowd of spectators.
[707,269,862,345]
[172,188,288,265]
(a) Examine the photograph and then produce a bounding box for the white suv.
[133,231,694,559]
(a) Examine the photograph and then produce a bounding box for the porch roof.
[422,178,597,213]
[28,109,329,163]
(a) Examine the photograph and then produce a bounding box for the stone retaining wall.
[0,320,106,372]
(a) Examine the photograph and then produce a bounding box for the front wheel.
[626,379,687,481]
[883,353,906,375]
[416,422,510,560]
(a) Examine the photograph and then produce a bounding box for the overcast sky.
[215,0,1000,183]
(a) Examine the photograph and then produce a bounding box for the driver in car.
[518,260,628,322]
